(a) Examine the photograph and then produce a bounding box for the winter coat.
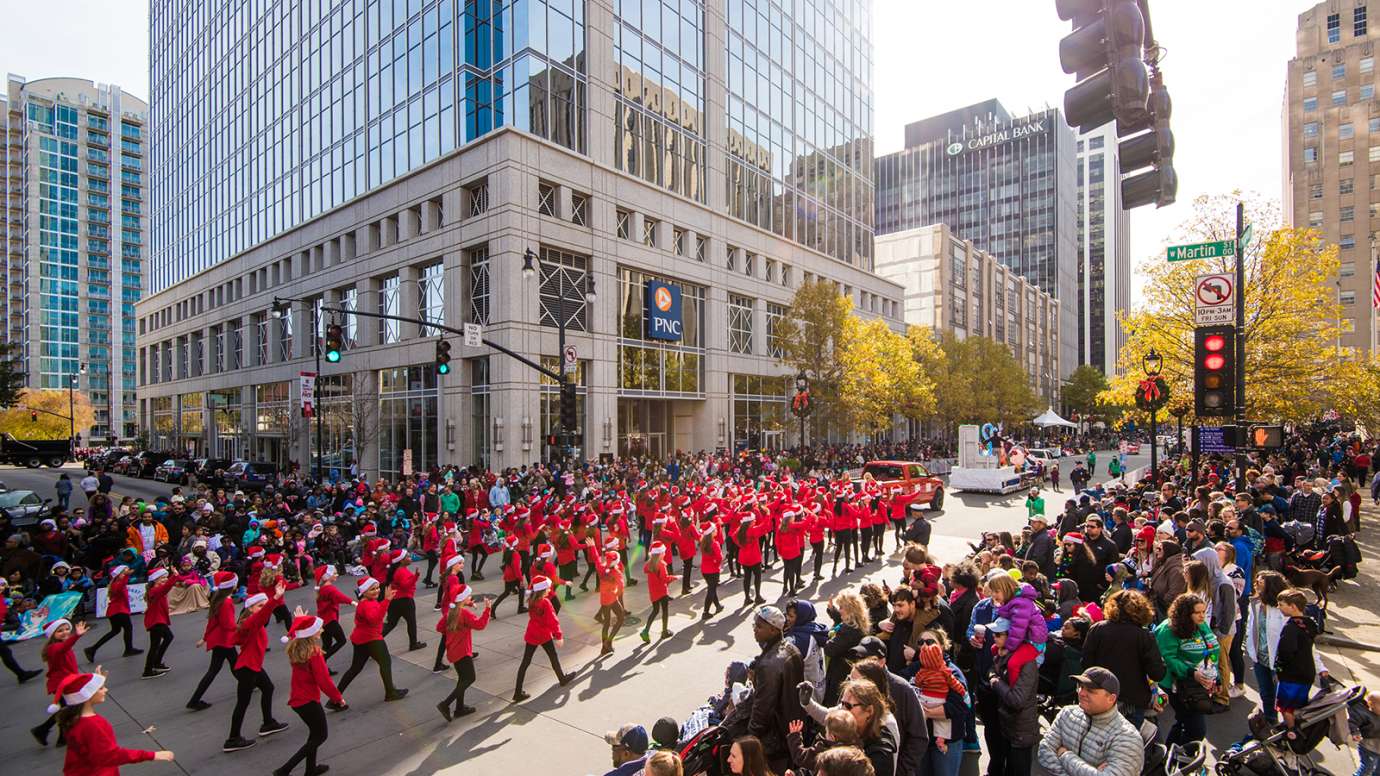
[861,725,899,776]
[884,667,930,776]
[996,583,1048,652]
[1037,705,1144,776]
[747,634,805,764]
[786,600,829,660]
[1190,547,1238,639]
[1018,528,1056,579]
[1081,619,1166,711]
[822,621,864,706]
[992,645,1042,747]
[1149,551,1187,615]
[1153,620,1219,690]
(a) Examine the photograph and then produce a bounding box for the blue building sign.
[644,280,683,341]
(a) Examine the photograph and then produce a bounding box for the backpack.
[801,633,827,702]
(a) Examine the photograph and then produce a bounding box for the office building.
[1283,0,1380,353]
[2,75,145,442]
[875,223,1062,406]
[137,0,904,475]
[875,99,1079,379]
[1076,123,1131,374]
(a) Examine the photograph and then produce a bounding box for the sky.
[2,0,1306,303]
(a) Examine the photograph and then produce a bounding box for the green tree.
[0,343,25,409]
[929,331,1041,429]
[1063,364,1110,419]
[776,280,852,437]
[838,318,935,434]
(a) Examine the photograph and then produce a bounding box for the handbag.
[1174,675,1217,714]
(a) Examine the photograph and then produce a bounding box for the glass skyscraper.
[2,76,145,442]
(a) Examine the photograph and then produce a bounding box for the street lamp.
[69,362,86,460]
[793,370,809,451]
[523,246,595,462]
[1143,348,1162,482]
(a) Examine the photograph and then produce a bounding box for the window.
[673,228,687,256]
[1310,211,1325,227]
[1370,118,1380,133]
[1364,57,1376,74]
[1372,173,1380,189]
[1304,70,1318,87]
[695,235,706,263]
[1335,63,1347,80]
[1363,84,1376,101]
[1341,234,1357,249]
[766,303,786,358]
[1341,150,1355,165]
[571,194,588,226]
[466,179,489,217]
[781,264,792,287]
[643,217,658,247]
[764,258,776,283]
[1341,290,1357,305]
[418,262,445,336]
[1356,5,1368,37]
[725,244,737,271]
[538,246,590,332]
[379,274,400,344]
[1342,122,1355,139]
[728,295,754,354]
[1369,145,1380,162]
[744,252,754,277]
[1328,12,1341,43]
[467,246,490,326]
[616,209,631,239]
[1342,205,1355,221]
[1305,147,1319,163]
[1305,96,1318,111]
[1334,89,1348,106]
[1312,182,1324,199]
[279,313,293,362]
[537,181,557,217]
[1304,121,1320,137]
[1341,261,1358,277]
[1341,178,1354,194]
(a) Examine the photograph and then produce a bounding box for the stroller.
[1215,684,1364,776]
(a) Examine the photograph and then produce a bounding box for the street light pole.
[68,362,85,460]
[1143,348,1162,484]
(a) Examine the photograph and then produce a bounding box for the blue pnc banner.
[644,280,683,341]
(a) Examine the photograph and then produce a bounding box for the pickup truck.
[855,460,946,511]
[0,435,71,468]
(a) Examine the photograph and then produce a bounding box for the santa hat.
[213,571,239,590]
[701,523,718,538]
[356,577,379,597]
[530,575,551,593]
[264,553,283,569]
[390,548,407,565]
[442,521,457,534]
[361,521,378,536]
[504,535,519,549]
[147,568,169,583]
[46,672,106,714]
[243,592,269,609]
[603,550,621,565]
[653,516,668,526]
[281,615,325,644]
[609,506,624,515]
[1064,532,1085,545]
[452,584,473,605]
[313,565,337,589]
[44,618,72,638]
[649,541,667,556]
[371,538,391,553]
[110,565,129,578]
[445,555,464,571]
[538,543,555,560]
[603,536,620,550]
[246,546,266,559]
[704,503,719,515]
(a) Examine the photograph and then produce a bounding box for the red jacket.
[351,598,387,644]
[316,584,351,623]
[777,518,806,561]
[806,512,826,544]
[104,576,130,617]
[62,713,155,776]
[142,578,174,629]
[523,596,562,645]
[737,521,765,567]
[444,605,491,662]
[501,549,524,583]
[390,565,418,599]
[288,652,344,708]
[234,594,282,672]
[44,630,83,694]
[596,555,625,606]
[643,559,677,602]
[423,525,440,553]
[700,537,723,575]
[202,596,239,650]
[676,523,699,560]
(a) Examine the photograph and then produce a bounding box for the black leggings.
[382,598,420,645]
[190,646,238,704]
[441,656,476,711]
[832,530,855,572]
[581,558,599,589]
[514,640,564,694]
[144,624,173,673]
[597,602,627,644]
[558,563,577,596]
[742,563,762,601]
[272,604,292,633]
[811,542,825,578]
[642,598,670,634]
[470,548,487,575]
[336,640,397,697]
[493,580,525,614]
[726,543,740,576]
[90,612,135,655]
[0,642,32,678]
[681,558,694,596]
[279,701,328,775]
[229,666,276,739]
[321,621,347,660]
[423,552,437,585]
[702,572,721,611]
[782,556,803,594]
[892,519,906,549]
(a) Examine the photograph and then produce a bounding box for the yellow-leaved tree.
[0,388,96,441]
[1101,192,1345,424]
[838,318,935,434]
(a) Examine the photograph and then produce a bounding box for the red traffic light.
[1203,353,1226,371]
[1203,334,1226,352]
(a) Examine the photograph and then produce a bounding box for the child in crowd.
[1274,589,1319,732]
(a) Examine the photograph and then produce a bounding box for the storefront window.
[732,374,789,451]
[315,374,355,478]
[151,396,174,448]
[617,267,705,396]
[210,388,242,459]
[180,393,205,454]
[378,366,438,480]
[255,382,291,434]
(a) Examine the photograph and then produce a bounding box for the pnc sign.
[645,280,683,341]
[945,120,1047,155]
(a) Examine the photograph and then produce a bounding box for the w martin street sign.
[1167,239,1235,262]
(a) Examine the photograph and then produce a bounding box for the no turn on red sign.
[1194,273,1234,325]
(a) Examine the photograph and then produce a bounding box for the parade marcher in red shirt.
[736,513,767,605]
[776,509,807,598]
[84,565,140,664]
[805,505,828,582]
[421,517,441,588]
[431,554,465,673]
[435,521,460,611]
[187,571,239,712]
[553,520,579,603]
[276,614,345,776]
[47,669,174,775]
[140,568,175,679]
[529,543,572,614]
[261,554,294,633]
[30,618,90,746]
[223,580,289,753]
[466,509,491,580]
[438,584,490,721]
[334,578,408,704]
[830,492,857,576]
[313,565,353,663]
[491,535,527,617]
[593,547,627,655]
[639,542,678,643]
[698,524,725,619]
[676,513,699,597]
[512,575,569,703]
[381,549,427,651]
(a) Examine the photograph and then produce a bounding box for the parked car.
[128,451,177,478]
[1025,447,1064,464]
[154,459,194,484]
[192,458,234,487]
[225,461,279,491]
[855,460,946,511]
[111,455,137,476]
[1126,442,1142,454]
[0,489,52,528]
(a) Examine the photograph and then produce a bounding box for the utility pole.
[1234,202,1247,492]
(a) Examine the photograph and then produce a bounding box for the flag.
[1373,254,1380,309]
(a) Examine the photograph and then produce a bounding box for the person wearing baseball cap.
[749,605,800,770]
[1020,513,1056,579]
[1037,666,1141,776]
[602,723,650,776]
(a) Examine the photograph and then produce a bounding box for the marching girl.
[805,504,828,582]
[607,508,637,586]
[431,554,465,673]
[577,515,603,591]
[260,554,294,633]
[313,565,353,663]
[84,565,139,664]
[437,584,490,721]
[594,546,627,655]
[381,549,426,651]
[777,510,806,599]
[222,579,289,753]
[553,520,579,603]
[491,535,527,617]
[698,523,725,619]
[512,575,570,702]
[529,544,572,614]
[639,542,678,643]
[830,491,855,576]
[675,513,699,597]
[275,614,345,776]
[140,567,175,678]
[47,668,175,774]
[187,570,240,711]
[466,509,490,581]
[736,512,767,606]
[30,618,90,746]
[435,520,460,611]
[334,578,408,703]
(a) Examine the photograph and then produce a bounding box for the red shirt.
[523,596,562,645]
[62,713,155,776]
[806,512,826,544]
[350,598,388,644]
[202,597,238,650]
[643,559,676,602]
[104,576,130,617]
[45,631,83,694]
[142,579,174,629]
[390,565,418,599]
[501,549,523,583]
[288,652,344,708]
[737,522,765,567]
[316,584,351,623]
[700,537,723,575]
[444,605,491,662]
[777,519,805,560]
[596,556,625,606]
[234,594,282,672]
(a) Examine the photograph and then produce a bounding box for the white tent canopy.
[1032,408,1077,428]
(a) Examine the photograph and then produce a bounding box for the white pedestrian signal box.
[1193,273,1235,325]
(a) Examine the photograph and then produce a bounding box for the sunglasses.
[920,638,939,645]
[839,700,860,711]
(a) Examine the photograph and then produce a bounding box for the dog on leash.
[1281,564,1344,612]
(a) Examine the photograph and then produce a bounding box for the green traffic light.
[437,363,450,375]
[325,350,341,363]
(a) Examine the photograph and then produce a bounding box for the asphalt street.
[0,463,176,505]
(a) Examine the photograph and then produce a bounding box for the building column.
[356,277,381,347]
[292,301,312,360]
[398,264,422,340]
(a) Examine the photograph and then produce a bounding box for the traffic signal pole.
[1234,202,1247,492]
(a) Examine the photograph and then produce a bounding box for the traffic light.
[1118,78,1177,209]
[30,409,38,422]
[1194,325,1236,417]
[1248,425,1284,449]
[559,383,577,431]
[546,433,559,447]
[435,339,452,375]
[1057,0,1150,133]
[324,323,343,363]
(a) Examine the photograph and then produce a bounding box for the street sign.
[1198,425,1238,454]
[1194,273,1235,325]
[562,344,578,375]
[1168,239,1235,262]
[463,322,482,348]
[299,372,317,417]
[402,449,413,477]
[1240,224,1254,250]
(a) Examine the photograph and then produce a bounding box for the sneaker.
[259,720,289,737]
[141,669,169,679]
[82,646,96,663]
[325,700,348,712]
[472,572,485,581]
[1229,684,1246,699]
[18,668,43,684]
[222,736,257,752]
[30,725,49,747]
[385,689,409,702]
[186,700,212,712]
[660,630,674,640]
[407,641,428,651]
[640,630,651,644]
[431,664,447,673]
[512,690,530,703]
[156,664,172,671]
[437,701,453,722]
[121,648,145,657]
[456,705,477,717]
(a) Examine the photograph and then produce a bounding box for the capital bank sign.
[945,120,1047,156]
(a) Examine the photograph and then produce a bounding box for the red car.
[858,460,946,511]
